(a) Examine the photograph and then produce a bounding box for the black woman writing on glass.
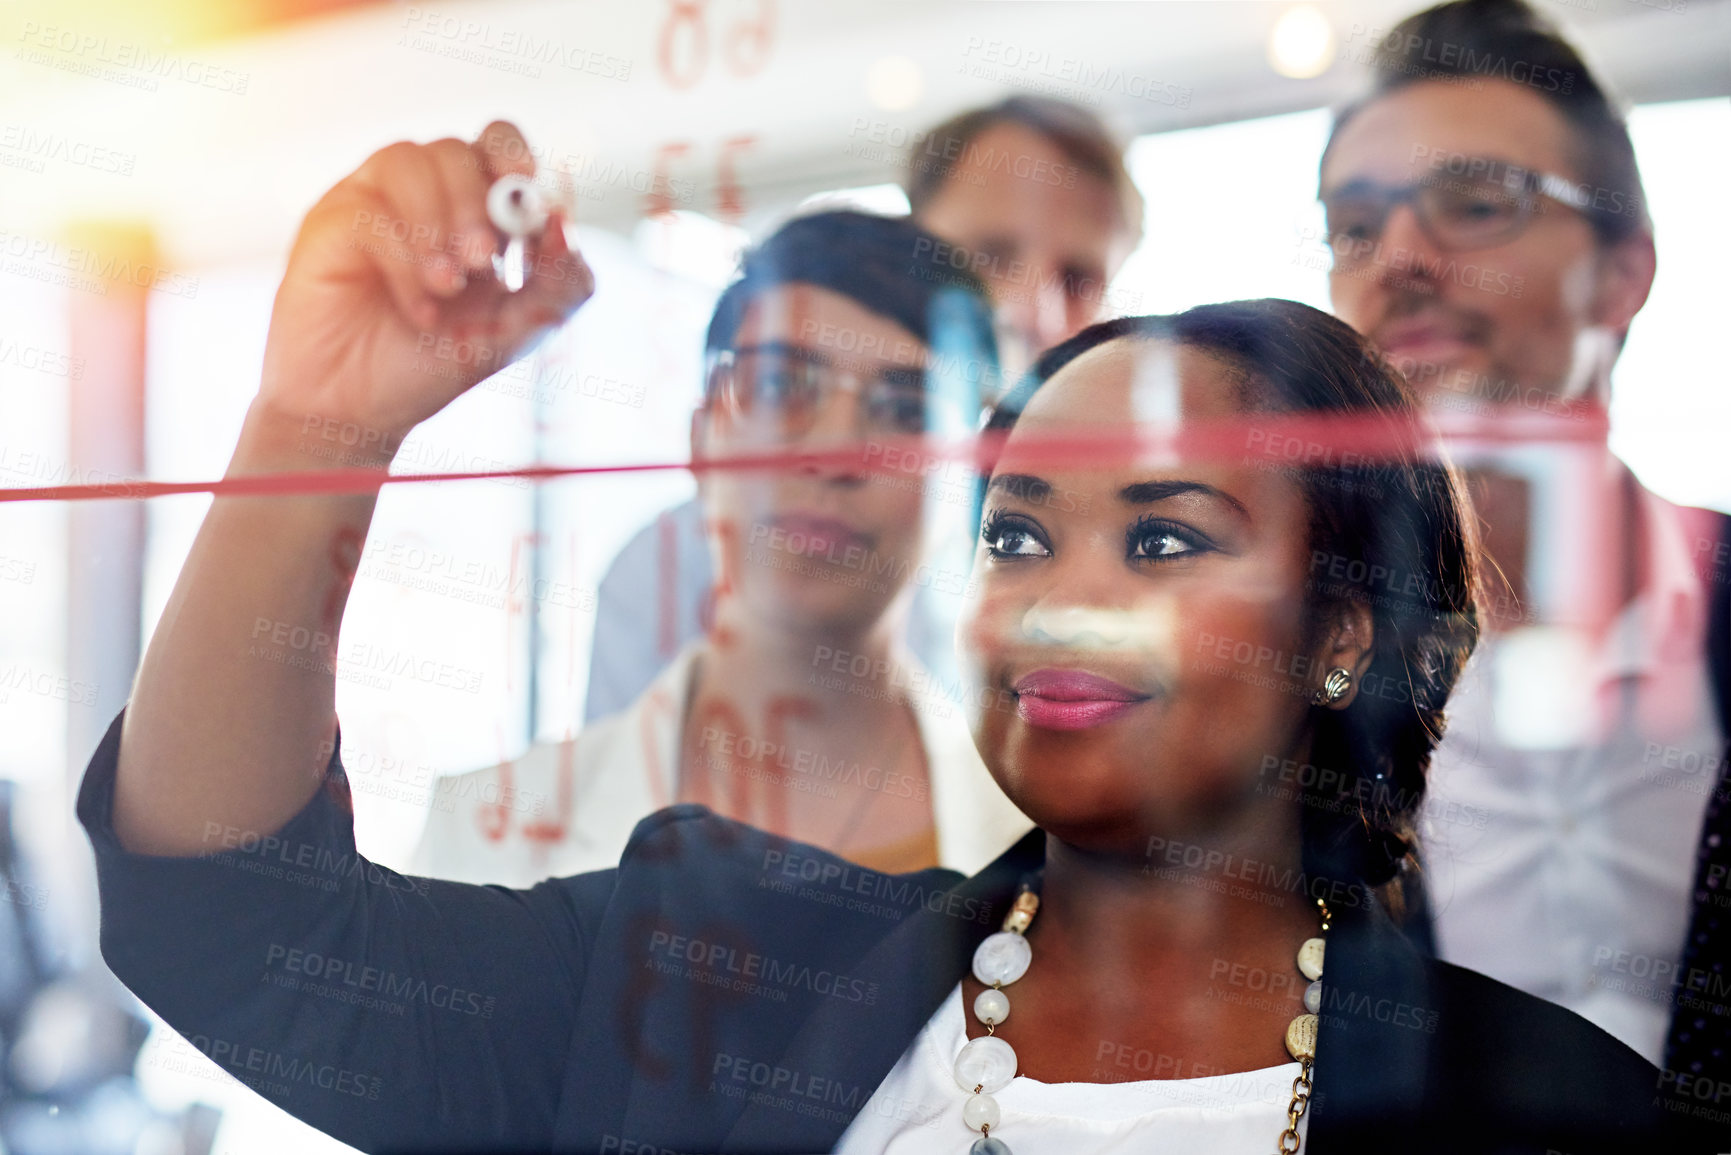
[79,122,1680,1154]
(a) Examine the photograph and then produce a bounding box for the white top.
[409,644,1032,885]
[836,984,1306,1154]
[1421,487,1724,1064]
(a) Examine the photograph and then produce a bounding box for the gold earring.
[1313,667,1353,706]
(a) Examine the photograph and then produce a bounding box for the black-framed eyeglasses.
[705,342,934,439]
[1320,157,1597,256]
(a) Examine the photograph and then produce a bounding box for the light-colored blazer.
[408,644,1032,885]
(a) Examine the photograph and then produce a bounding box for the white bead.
[953,1035,1017,1094]
[963,1091,1001,1131]
[972,932,1033,987]
[973,988,1010,1026]
[1304,979,1322,1014]
[1297,937,1326,981]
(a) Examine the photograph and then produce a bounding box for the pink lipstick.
[1012,668,1149,731]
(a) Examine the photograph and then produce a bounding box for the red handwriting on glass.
[724,0,775,76]
[657,0,708,88]
[475,724,513,842]
[687,695,749,815]
[616,912,677,1081]
[698,516,739,649]
[319,525,366,637]
[657,0,776,88]
[657,510,682,658]
[505,530,541,695]
[640,684,680,810]
[645,142,692,218]
[715,135,758,224]
[762,694,818,833]
[520,735,575,850]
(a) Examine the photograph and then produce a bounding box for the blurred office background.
[0,1,1726,1150]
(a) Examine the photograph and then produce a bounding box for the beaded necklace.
[953,886,1332,1155]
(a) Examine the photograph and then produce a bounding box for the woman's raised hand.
[256,120,594,458]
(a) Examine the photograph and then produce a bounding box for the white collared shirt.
[409,644,1032,885]
[1421,486,1724,1063]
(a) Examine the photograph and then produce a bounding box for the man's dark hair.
[1322,0,1650,244]
[906,96,1145,244]
[703,210,997,382]
[985,300,1482,902]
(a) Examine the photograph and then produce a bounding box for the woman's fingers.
[471,120,537,183]
[425,136,497,276]
[297,125,591,373]
[521,210,596,322]
[346,142,462,329]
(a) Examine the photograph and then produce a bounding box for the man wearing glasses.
[1317,0,1730,1126]
[410,209,1030,885]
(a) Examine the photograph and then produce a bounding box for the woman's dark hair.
[703,209,997,371]
[984,300,1481,901]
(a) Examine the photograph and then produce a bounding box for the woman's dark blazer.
[78,710,1687,1154]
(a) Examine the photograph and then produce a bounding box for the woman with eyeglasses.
[405,200,1030,887]
[83,125,1676,1153]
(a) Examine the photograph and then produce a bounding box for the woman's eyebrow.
[1119,480,1248,518]
[986,473,1051,501]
